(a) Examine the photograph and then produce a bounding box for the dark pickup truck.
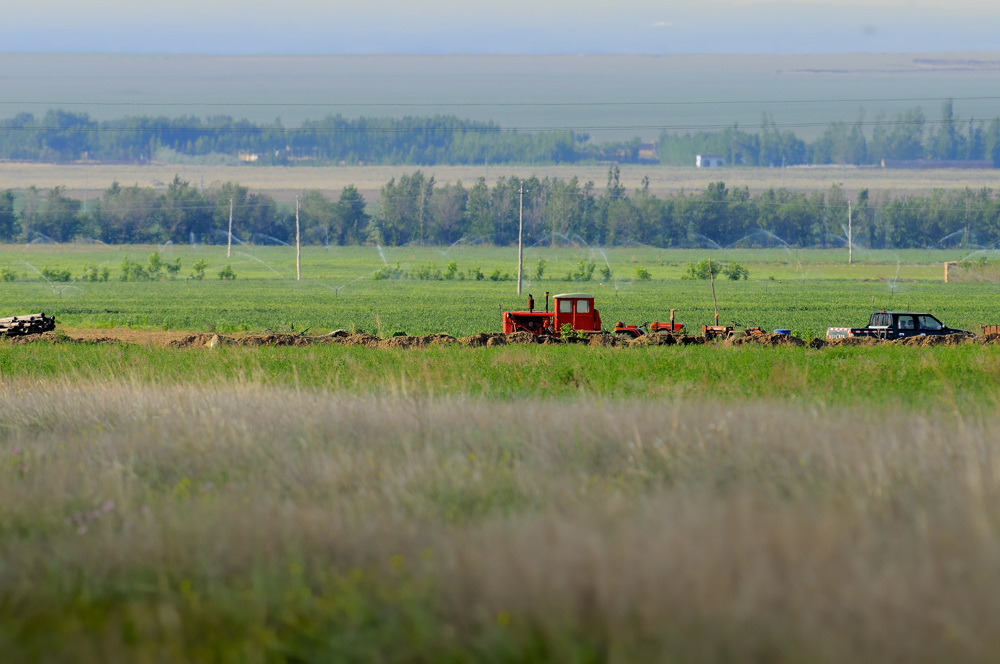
[827,311,973,341]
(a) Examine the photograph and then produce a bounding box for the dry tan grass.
[3,381,1000,659]
[1,161,995,204]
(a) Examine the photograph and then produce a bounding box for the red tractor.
[502,292,684,339]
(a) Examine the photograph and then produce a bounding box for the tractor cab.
[552,293,602,333]
[502,292,602,336]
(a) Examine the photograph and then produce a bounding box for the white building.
[696,154,724,168]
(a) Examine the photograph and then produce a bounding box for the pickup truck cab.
[827,311,972,341]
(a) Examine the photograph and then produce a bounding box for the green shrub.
[372,262,404,280]
[40,266,72,282]
[567,260,596,282]
[534,258,548,280]
[634,265,652,281]
[0,266,18,282]
[723,262,750,280]
[191,259,207,281]
[120,257,149,281]
[218,265,237,280]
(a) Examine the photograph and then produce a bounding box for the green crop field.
[2,244,998,337]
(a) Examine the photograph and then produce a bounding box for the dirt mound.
[978,333,1000,345]
[807,338,827,350]
[235,334,311,348]
[589,332,621,347]
[6,331,121,345]
[377,334,457,349]
[460,333,504,348]
[748,333,806,348]
[507,331,539,345]
[630,332,677,346]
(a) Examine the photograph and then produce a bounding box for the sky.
[2,0,998,54]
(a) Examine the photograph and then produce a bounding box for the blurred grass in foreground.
[2,383,1000,661]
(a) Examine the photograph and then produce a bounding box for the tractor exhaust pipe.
[544,292,550,313]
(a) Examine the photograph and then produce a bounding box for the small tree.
[218,265,237,280]
[723,262,750,280]
[191,259,207,280]
[634,265,652,281]
[147,251,163,279]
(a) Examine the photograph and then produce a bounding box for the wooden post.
[709,259,719,325]
[227,197,233,258]
[848,200,853,265]
[516,180,524,295]
[295,195,301,281]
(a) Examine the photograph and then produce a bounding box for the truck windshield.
[918,315,943,331]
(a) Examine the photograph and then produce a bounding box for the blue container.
[773,329,791,335]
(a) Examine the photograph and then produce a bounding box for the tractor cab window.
[576,300,590,314]
[919,315,943,331]
[897,315,915,330]
[559,300,572,314]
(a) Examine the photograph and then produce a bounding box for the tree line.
[659,101,1000,167]
[4,101,999,167]
[3,167,1000,249]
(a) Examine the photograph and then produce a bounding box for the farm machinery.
[701,319,767,341]
[502,292,684,339]
[0,313,56,337]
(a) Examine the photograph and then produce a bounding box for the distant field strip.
[2,162,998,202]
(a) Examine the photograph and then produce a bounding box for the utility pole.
[709,258,719,325]
[848,200,853,265]
[517,180,524,295]
[227,197,233,258]
[295,195,301,281]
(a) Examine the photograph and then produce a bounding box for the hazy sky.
[2,0,998,54]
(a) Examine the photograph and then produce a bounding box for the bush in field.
[468,267,485,281]
[119,257,149,281]
[444,261,459,280]
[684,258,749,281]
[534,258,548,280]
[488,268,512,282]
[372,262,404,280]
[40,266,72,282]
[218,265,237,280]
[80,263,110,282]
[191,260,207,280]
[723,262,749,280]
[634,265,652,281]
[412,263,442,280]
[0,266,18,282]
[566,260,596,282]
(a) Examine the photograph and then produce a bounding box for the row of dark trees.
[2,102,999,167]
[659,101,1000,167]
[3,168,1000,249]
[0,176,369,246]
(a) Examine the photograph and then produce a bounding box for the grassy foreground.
[1,341,1000,410]
[2,382,1000,661]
